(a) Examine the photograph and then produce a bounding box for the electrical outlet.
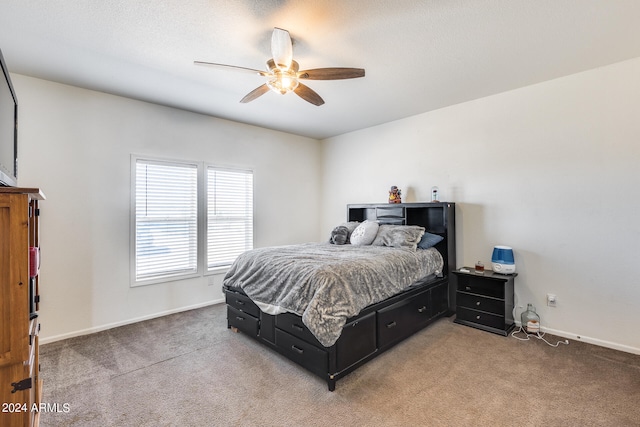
[207,276,216,286]
[547,293,557,307]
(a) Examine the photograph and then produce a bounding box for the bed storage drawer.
[335,311,376,372]
[227,305,259,336]
[275,329,328,377]
[225,290,260,317]
[377,289,431,348]
[276,312,323,346]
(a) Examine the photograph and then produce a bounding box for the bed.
[222,202,456,391]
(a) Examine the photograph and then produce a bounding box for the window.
[206,167,253,272]
[131,157,253,286]
[132,158,199,285]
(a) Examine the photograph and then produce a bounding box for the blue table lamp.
[491,246,515,274]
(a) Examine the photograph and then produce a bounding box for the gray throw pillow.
[330,226,349,245]
[371,225,425,250]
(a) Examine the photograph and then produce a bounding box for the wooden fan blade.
[194,61,267,76]
[298,67,365,80]
[271,28,293,69]
[294,83,325,106]
[240,84,271,103]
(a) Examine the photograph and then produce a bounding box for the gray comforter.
[222,243,443,347]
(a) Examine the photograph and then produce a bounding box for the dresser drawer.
[457,292,505,316]
[225,290,260,317]
[456,275,504,299]
[227,305,259,336]
[276,312,322,346]
[456,307,505,330]
[275,329,328,377]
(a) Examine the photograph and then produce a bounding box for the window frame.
[130,155,204,287]
[130,155,254,286]
[204,165,254,275]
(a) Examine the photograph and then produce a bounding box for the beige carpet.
[38,303,640,426]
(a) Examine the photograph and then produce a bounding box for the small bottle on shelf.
[474,261,484,274]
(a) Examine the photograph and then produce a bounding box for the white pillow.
[350,220,379,245]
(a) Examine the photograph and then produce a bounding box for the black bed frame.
[223,202,456,391]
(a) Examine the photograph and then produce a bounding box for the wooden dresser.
[0,187,44,427]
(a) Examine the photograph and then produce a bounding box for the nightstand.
[452,268,516,336]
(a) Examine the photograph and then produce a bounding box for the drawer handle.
[235,300,245,305]
[235,316,245,321]
[291,345,304,354]
[476,315,481,320]
[476,301,481,306]
[291,324,304,332]
[418,306,427,313]
[465,286,471,291]
[386,321,397,329]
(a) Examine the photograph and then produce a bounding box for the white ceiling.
[2,1,640,140]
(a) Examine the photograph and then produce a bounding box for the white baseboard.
[40,298,225,345]
[515,322,640,355]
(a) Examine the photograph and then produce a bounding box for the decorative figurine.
[388,186,402,204]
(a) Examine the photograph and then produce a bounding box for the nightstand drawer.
[456,307,505,330]
[456,275,504,299]
[225,290,260,317]
[457,292,505,316]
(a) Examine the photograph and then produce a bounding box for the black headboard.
[347,203,457,308]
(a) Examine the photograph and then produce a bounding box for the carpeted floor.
[38,303,640,426]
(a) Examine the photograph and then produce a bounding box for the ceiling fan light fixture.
[267,75,299,94]
[266,66,299,94]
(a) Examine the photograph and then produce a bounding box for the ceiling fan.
[194,28,365,106]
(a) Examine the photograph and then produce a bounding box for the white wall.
[12,56,640,354]
[13,75,321,342]
[320,57,640,354]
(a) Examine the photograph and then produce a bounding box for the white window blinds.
[207,168,253,271]
[134,159,198,283]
